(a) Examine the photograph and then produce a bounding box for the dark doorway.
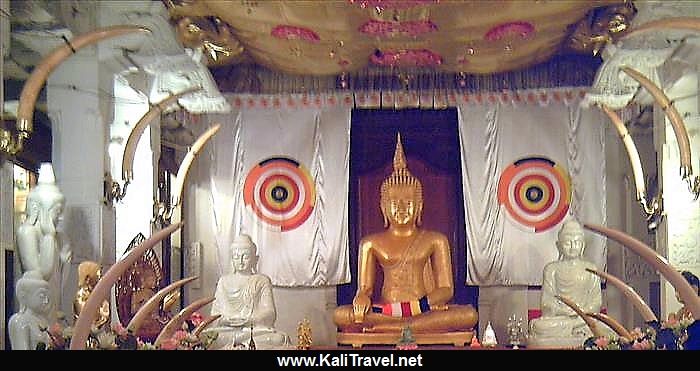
[337,108,478,309]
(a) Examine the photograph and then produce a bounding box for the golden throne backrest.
[115,232,164,327]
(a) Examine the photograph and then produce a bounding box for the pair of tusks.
[13,26,150,154]
[598,104,657,214]
[557,223,700,344]
[616,16,700,195]
[124,276,219,347]
[557,294,633,343]
[584,224,700,321]
[71,223,183,349]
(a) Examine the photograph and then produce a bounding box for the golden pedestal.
[337,331,473,348]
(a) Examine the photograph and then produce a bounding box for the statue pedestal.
[337,331,473,348]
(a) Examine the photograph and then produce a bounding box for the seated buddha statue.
[73,261,110,328]
[334,134,478,335]
[209,234,291,349]
[528,219,602,348]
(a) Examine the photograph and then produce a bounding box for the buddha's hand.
[221,317,248,327]
[352,294,371,323]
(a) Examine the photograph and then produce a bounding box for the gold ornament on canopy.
[164,0,628,76]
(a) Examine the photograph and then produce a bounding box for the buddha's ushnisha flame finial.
[393,132,408,171]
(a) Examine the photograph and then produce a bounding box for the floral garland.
[39,311,217,350]
[583,317,694,350]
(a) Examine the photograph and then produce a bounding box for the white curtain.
[196,94,351,286]
[458,90,606,285]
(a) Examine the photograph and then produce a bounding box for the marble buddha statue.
[16,163,70,282]
[8,271,52,350]
[333,134,478,334]
[528,218,602,348]
[73,261,110,328]
[209,234,291,349]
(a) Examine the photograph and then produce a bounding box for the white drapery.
[458,89,607,285]
[196,95,351,286]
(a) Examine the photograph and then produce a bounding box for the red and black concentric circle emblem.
[497,156,571,232]
[243,157,315,231]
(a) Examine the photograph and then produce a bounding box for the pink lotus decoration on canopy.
[271,25,320,43]
[359,20,438,37]
[349,0,438,10]
[370,49,443,67]
[484,21,535,41]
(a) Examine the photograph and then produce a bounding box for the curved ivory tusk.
[586,268,658,323]
[584,223,700,319]
[555,295,606,339]
[599,105,647,201]
[170,124,222,207]
[127,276,198,333]
[17,25,150,136]
[71,222,183,349]
[193,314,222,337]
[586,312,633,343]
[122,87,202,182]
[154,296,215,346]
[621,66,693,179]
[621,17,700,40]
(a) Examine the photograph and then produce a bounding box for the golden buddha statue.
[73,261,110,328]
[334,134,477,335]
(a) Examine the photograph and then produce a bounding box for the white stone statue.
[209,234,290,349]
[528,219,602,349]
[16,163,70,282]
[8,271,52,350]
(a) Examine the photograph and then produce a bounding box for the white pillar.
[658,72,700,320]
[47,53,117,317]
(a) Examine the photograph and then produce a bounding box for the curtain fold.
[195,95,351,286]
[459,89,606,285]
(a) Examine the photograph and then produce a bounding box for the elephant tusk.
[154,296,216,346]
[586,312,633,343]
[586,268,658,323]
[193,315,222,337]
[555,295,606,339]
[71,222,182,349]
[121,87,202,183]
[17,26,150,140]
[127,276,198,333]
[584,223,700,320]
[620,66,693,181]
[170,124,221,208]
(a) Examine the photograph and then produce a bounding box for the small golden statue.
[297,318,312,350]
[333,133,478,334]
[73,261,110,328]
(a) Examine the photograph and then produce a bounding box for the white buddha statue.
[8,271,52,350]
[16,163,70,282]
[528,219,602,349]
[209,234,291,349]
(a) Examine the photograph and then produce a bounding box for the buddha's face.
[557,231,584,259]
[385,186,419,226]
[27,285,51,314]
[231,246,255,273]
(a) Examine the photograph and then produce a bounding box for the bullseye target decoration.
[497,156,571,232]
[243,157,315,231]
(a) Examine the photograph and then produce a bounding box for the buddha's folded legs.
[334,304,477,333]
